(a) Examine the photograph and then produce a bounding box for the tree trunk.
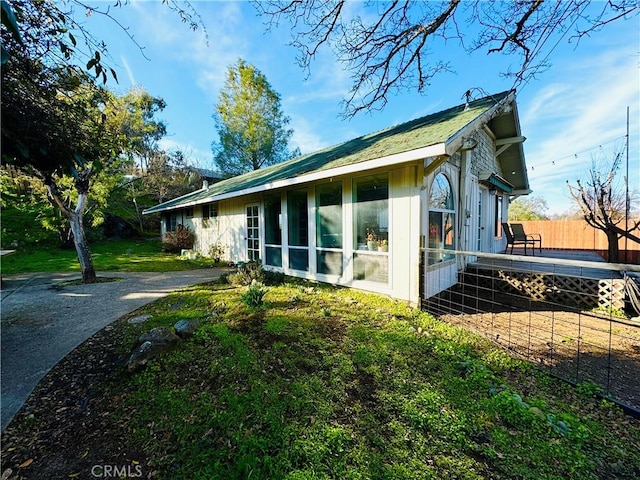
[69,209,97,283]
[605,228,620,263]
[42,172,98,284]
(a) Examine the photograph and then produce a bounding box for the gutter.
[144,142,447,214]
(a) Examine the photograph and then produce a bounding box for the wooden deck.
[469,249,632,281]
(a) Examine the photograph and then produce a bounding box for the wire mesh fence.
[421,249,640,415]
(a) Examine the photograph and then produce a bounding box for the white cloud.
[520,43,639,213]
[119,55,137,86]
[115,1,246,100]
[288,115,330,155]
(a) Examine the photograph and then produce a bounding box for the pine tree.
[213,59,297,177]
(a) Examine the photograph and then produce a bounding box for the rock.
[529,406,545,420]
[137,326,180,346]
[128,314,152,324]
[103,213,138,239]
[174,319,200,338]
[126,327,180,371]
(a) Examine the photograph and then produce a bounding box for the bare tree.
[567,152,640,263]
[255,1,638,117]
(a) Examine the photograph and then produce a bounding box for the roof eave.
[143,142,447,214]
[444,90,516,156]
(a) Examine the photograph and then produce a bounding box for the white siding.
[184,164,421,303]
[390,166,421,304]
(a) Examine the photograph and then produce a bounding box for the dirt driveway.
[1,269,225,430]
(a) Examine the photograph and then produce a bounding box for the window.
[185,207,194,218]
[202,203,218,228]
[165,213,177,232]
[428,173,455,264]
[316,182,343,275]
[246,205,260,261]
[264,194,282,268]
[353,174,388,283]
[202,202,218,219]
[494,195,503,237]
[287,189,308,271]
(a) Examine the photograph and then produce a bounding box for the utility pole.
[625,106,629,263]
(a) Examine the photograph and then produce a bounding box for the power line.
[526,135,628,172]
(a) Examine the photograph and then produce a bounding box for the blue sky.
[79,1,639,216]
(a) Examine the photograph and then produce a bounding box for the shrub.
[225,261,286,287]
[208,243,227,262]
[263,270,285,286]
[241,280,267,308]
[162,224,194,253]
[228,261,264,286]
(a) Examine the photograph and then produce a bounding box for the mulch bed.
[1,320,153,480]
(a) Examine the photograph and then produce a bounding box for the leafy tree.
[109,88,168,229]
[212,59,298,177]
[111,87,167,171]
[143,149,203,204]
[2,52,168,281]
[255,1,639,117]
[118,148,205,232]
[2,0,204,84]
[567,151,640,263]
[2,50,114,283]
[1,87,167,249]
[508,195,549,221]
[1,0,194,282]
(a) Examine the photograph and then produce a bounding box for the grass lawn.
[0,238,217,275]
[2,276,639,479]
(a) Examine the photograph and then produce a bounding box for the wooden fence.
[515,220,640,264]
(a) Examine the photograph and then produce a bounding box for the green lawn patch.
[5,280,637,479]
[0,238,219,275]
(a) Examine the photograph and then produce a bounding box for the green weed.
[241,281,268,309]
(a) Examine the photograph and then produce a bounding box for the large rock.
[126,327,180,371]
[128,314,152,325]
[174,319,200,338]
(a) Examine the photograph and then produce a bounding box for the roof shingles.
[145,91,511,214]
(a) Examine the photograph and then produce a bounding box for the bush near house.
[162,224,195,253]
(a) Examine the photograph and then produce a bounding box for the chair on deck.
[510,223,542,254]
[501,222,537,255]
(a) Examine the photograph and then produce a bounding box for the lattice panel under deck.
[598,279,626,310]
[469,269,624,310]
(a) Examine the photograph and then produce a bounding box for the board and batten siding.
[185,163,422,304]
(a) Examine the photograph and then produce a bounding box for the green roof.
[145,91,512,214]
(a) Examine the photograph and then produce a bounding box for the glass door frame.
[245,203,260,262]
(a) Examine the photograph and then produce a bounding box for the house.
[144,90,530,305]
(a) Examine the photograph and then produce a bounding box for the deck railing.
[421,248,640,415]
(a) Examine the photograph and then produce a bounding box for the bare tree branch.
[567,150,636,262]
[254,0,638,117]
[487,0,544,63]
